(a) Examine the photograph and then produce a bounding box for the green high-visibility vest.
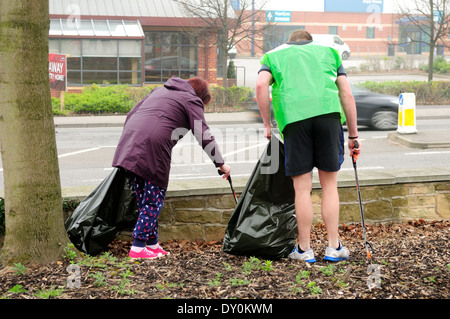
[260,42,345,134]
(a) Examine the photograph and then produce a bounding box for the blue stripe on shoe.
[323,256,349,262]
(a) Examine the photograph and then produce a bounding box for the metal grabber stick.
[218,170,238,204]
[352,140,374,260]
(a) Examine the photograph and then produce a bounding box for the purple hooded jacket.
[112,77,224,189]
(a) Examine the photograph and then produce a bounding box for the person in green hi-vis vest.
[256,30,360,263]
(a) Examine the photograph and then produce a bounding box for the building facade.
[49,0,448,89]
[49,0,220,88]
[237,0,448,58]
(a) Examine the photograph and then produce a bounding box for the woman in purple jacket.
[112,77,231,259]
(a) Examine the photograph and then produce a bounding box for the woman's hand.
[219,164,231,179]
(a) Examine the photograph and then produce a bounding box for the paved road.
[2,116,449,194]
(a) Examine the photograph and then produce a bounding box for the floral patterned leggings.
[130,174,166,246]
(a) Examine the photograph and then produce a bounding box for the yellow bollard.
[397,93,417,134]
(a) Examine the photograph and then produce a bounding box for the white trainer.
[323,242,350,262]
[288,245,316,263]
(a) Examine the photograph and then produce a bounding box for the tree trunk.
[428,41,435,82]
[0,0,68,266]
[428,0,434,83]
[222,0,229,88]
[222,42,229,88]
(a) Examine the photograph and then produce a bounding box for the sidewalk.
[53,111,257,128]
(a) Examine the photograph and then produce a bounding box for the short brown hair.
[188,77,211,105]
[288,30,312,42]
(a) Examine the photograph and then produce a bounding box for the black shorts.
[283,115,344,176]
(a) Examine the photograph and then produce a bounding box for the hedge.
[52,84,254,115]
[357,80,450,105]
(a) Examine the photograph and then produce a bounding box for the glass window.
[162,33,179,46]
[329,26,338,35]
[366,27,375,39]
[61,19,79,36]
[68,57,81,71]
[119,40,142,57]
[181,33,196,45]
[92,20,111,37]
[83,57,117,71]
[108,20,127,37]
[49,39,60,53]
[181,47,197,69]
[334,36,344,45]
[119,71,142,85]
[144,31,198,83]
[49,20,63,36]
[82,39,117,57]
[78,20,95,36]
[123,21,144,37]
[50,20,144,86]
[119,57,141,70]
[67,71,81,86]
[83,71,117,85]
[61,39,81,57]
[262,25,305,53]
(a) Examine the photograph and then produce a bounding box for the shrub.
[420,56,450,74]
[52,84,253,115]
[227,60,237,79]
[358,80,450,105]
[210,85,253,108]
[53,85,157,115]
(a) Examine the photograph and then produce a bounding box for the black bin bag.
[65,168,138,255]
[222,135,298,259]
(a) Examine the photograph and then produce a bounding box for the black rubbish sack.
[222,135,298,259]
[65,167,138,255]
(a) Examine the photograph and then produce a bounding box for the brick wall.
[153,181,450,242]
[198,33,218,84]
[238,10,449,57]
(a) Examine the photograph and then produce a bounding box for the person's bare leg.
[318,170,340,249]
[291,172,314,251]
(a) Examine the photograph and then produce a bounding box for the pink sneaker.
[129,248,161,259]
[147,245,170,256]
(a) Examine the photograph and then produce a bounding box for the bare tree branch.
[396,0,450,81]
[174,0,272,87]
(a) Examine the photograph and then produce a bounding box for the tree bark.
[427,0,434,82]
[0,0,68,266]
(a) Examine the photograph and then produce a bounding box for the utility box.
[397,93,417,134]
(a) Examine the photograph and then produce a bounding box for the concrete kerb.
[53,111,257,128]
[388,131,450,149]
[60,167,450,200]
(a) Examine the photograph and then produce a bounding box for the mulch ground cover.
[0,219,448,302]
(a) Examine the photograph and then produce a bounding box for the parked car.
[249,85,399,130]
[311,34,351,60]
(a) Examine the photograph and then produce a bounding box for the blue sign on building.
[266,10,291,23]
[325,0,383,13]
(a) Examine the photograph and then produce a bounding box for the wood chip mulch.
[0,219,448,301]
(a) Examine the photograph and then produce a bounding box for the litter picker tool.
[218,170,238,204]
[352,140,374,261]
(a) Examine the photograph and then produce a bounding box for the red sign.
[49,53,67,91]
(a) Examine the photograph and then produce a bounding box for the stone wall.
[156,180,450,242]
